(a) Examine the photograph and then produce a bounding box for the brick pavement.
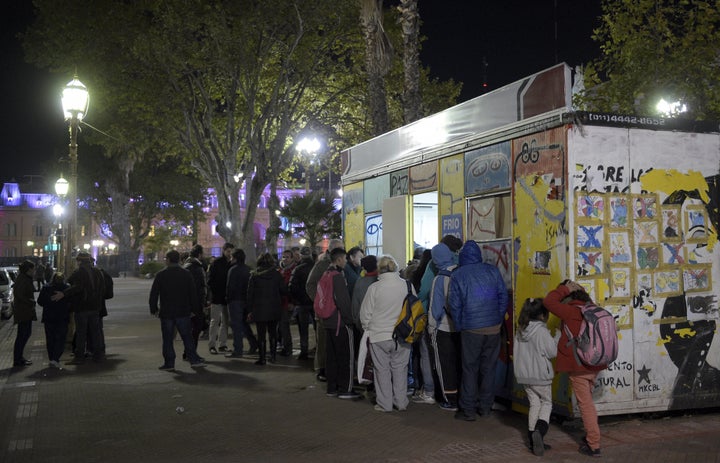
[0,277,719,462]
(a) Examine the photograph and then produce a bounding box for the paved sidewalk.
[0,277,719,462]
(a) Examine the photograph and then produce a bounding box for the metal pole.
[65,118,79,274]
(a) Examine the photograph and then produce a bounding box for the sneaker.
[326,391,338,397]
[316,370,327,382]
[438,401,458,412]
[412,391,436,405]
[158,364,175,371]
[374,404,391,412]
[49,360,63,369]
[338,391,361,400]
[190,360,206,367]
[578,444,601,457]
[209,347,218,355]
[218,346,229,352]
[225,352,243,358]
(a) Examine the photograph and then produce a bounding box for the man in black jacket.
[206,242,234,354]
[183,244,208,353]
[289,247,315,360]
[149,250,205,370]
[225,248,259,358]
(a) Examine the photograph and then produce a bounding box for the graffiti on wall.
[343,183,364,249]
[439,154,464,216]
[390,169,409,197]
[465,142,511,195]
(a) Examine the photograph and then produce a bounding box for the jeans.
[208,303,229,349]
[458,330,501,417]
[14,320,32,363]
[161,316,202,366]
[296,304,314,354]
[278,307,292,353]
[228,300,258,354]
[44,320,69,362]
[74,310,103,360]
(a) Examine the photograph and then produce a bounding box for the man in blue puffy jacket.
[449,240,508,421]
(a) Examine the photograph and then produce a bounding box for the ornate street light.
[296,136,321,193]
[61,75,89,273]
[54,177,68,272]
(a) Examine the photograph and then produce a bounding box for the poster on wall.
[364,213,383,256]
[464,141,511,195]
[409,161,437,194]
[439,154,464,216]
[441,213,463,240]
[467,197,497,241]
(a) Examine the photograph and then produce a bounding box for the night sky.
[1,0,602,184]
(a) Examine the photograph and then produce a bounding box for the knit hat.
[76,252,93,262]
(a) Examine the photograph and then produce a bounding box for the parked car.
[0,266,19,320]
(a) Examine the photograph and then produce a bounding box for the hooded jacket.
[513,320,557,385]
[544,284,605,373]
[428,243,457,332]
[448,240,508,331]
[359,270,408,343]
[247,264,287,322]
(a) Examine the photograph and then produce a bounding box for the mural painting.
[342,182,364,249]
[409,161,437,194]
[464,141,511,195]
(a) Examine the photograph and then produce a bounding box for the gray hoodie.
[513,320,557,385]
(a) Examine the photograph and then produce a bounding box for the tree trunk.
[360,0,392,136]
[400,0,422,124]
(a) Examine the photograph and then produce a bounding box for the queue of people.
[141,239,605,458]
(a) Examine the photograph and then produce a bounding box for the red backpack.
[313,268,341,335]
[564,302,619,367]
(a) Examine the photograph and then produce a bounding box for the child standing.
[514,298,557,456]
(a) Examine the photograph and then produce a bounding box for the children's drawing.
[576,193,604,220]
[635,245,659,270]
[633,195,657,219]
[661,206,681,240]
[576,251,603,276]
[662,242,685,266]
[685,207,709,243]
[634,220,659,245]
[610,267,631,298]
[578,278,596,298]
[609,196,629,228]
[654,269,682,296]
[637,272,653,294]
[683,265,711,293]
[576,224,604,249]
[609,231,631,263]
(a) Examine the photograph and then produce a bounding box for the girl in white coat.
[514,298,557,456]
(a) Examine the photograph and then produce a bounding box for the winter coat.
[305,252,330,301]
[351,272,378,327]
[448,240,508,332]
[13,272,36,323]
[320,265,353,331]
[207,255,231,304]
[183,257,207,315]
[149,263,198,319]
[226,262,251,303]
[289,257,313,306]
[38,282,71,324]
[64,263,106,313]
[428,243,456,332]
[544,284,605,373]
[248,265,287,323]
[359,271,409,343]
[343,262,362,296]
[513,320,557,385]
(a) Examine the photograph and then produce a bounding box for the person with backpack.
[289,247,315,360]
[545,280,605,457]
[359,255,412,412]
[315,247,359,399]
[449,240,509,421]
[427,240,461,411]
[514,298,557,456]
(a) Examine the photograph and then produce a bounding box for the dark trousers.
[325,325,354,394]
[161,316,201,366]
[228,301,258,354]
[13,320,32,363]
[432,329,462,402]
[256,320,278,359]
[277,308,292,353]
[459,331,501,417]
[74,310,104,360]
[296,304,314,354]
[44,320,68,362]
[190,314,204,348]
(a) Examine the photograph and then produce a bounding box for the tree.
[399,0,422,123]
[273,191,341,251]
[360,0,393,135]
[578,0,720,119]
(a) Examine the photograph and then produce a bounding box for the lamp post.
[61,75,89,273]
[54,177,69,273]
[296,136,321,193]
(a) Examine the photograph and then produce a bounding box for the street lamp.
[296,136,321,193]
[656,98,687,118]
[61,74,89,273]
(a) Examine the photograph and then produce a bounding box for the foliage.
[273,191,341,250]
[577,0,720,119]
[139,261,164,276]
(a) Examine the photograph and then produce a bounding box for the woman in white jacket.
[514,297,557,456]
[360,255,412,412]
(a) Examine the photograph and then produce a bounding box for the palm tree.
[275,191,341,251]
[360,0,393,135]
